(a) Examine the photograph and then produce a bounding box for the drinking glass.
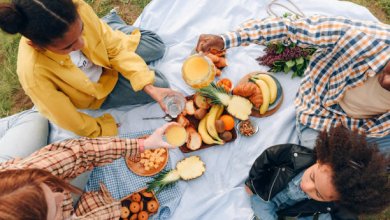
[163,93,186,118]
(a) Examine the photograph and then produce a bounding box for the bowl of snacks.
[120,188,159,220]
[237,119,258,137]
[126,148,169,176]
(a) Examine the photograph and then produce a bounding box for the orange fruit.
[219,115,235,131]
[217,78,233,92]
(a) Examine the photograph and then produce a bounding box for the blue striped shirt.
[221,16,390,137]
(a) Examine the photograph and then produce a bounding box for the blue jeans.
[296,122,390,155]
[100,9,170,109]
[0,109,49,162]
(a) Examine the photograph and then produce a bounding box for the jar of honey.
[182,54,216,89]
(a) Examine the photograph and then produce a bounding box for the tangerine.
[219,115,235,131]
[217,78,233,92]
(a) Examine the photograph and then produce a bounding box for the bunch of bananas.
[198,105,225,145]
[250,74,278,115]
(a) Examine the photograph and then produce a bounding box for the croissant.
[233,82,263,108]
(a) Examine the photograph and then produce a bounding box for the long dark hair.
[0,0,78,46]
[315,126,390,214]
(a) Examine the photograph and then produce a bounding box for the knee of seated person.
[139,30,166,59]
[148,38,166,60]
[31,113,49,129]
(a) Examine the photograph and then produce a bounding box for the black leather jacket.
[246,144,357,220]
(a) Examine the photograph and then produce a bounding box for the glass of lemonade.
[165,124,187,147]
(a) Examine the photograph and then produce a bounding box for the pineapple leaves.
[146,170,179,194]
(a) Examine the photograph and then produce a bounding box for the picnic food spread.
[126,50,283,203]
[174,93,238,152]
[120,188,160,220]
[235,72,284,117]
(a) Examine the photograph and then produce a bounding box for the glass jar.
[182,54,216,89]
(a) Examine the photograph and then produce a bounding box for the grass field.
[0,0,389,217]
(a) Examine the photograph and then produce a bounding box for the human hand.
[144,122,178,149]
[196,34,225,53]
[245,185,253,196]
[378,60,390,91]
[144,84,185,113]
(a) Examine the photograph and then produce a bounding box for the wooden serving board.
[237,71,284,118]
[177,96,237,153]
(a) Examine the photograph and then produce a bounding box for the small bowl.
[236,119,259,137]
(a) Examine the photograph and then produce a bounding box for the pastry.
[130,213,138,220]
[147,200,159,213]
[137,211,149,220]
[129,202,140,213]
[130,192,141,202]
[139,201,144,211]
[233,82,263,108]
[120,206,130,219]
[141,190,154,198]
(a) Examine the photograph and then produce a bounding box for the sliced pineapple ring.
[177,156,206,180]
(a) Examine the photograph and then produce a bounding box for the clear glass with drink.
[163,93,186,118]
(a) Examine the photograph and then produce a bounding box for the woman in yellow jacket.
[0,0,179,138]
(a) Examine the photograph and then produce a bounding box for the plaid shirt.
[221,15,390,137]
[0,137,141,219]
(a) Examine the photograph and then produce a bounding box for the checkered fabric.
[85,130,182,220]
[221,15,390,137]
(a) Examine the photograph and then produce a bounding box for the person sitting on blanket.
[245,126,390,220]
[0,122,176,220]
[195,15,390,153]
[0,0,183,139]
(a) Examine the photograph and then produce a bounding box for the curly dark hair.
[0,0,78,46]
[314,126,390,215]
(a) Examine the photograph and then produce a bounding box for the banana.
[198,114,223,145]
[253,79,270,115]
[216,104,224,119]
[206,105,225,144]
[254,74,277,104]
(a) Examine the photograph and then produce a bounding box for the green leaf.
[296,57,304,65]
[292,71,299,78]
[276,43,285,54]
[284,64,292,73]
[286,60,295,68]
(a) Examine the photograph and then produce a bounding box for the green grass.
[378,0,390,17]
[90,0,113,17]
[0,33,20,117]
[130,0,151,8]
[346,0,390,24]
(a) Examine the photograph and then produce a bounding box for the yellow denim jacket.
[17,0,155,137]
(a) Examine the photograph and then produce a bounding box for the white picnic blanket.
[49,0,378,219]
